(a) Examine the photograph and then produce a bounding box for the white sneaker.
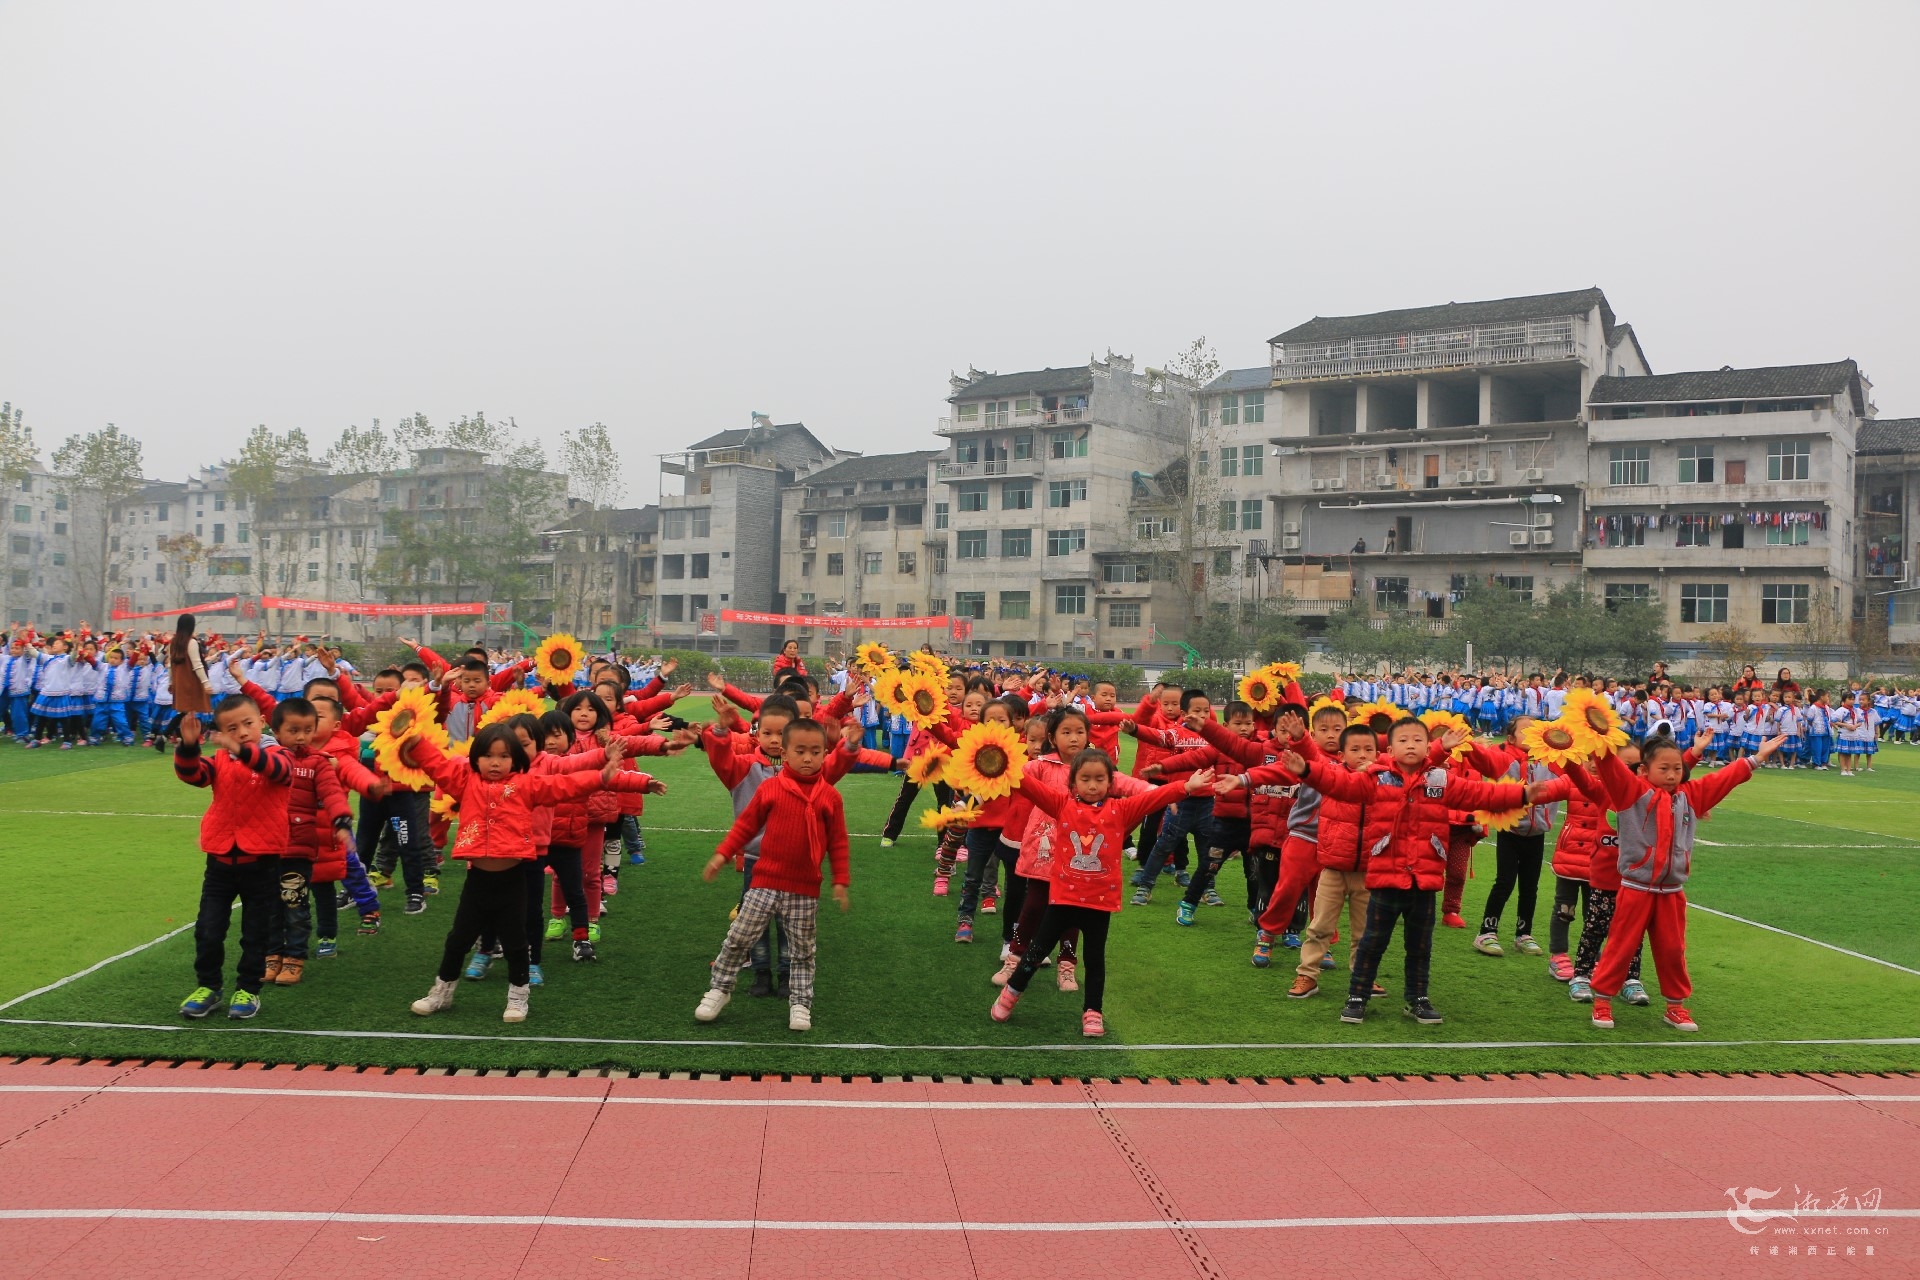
[503,983,530,1023]
[999,942,1012,961]
[788,1005,812,1032]
[411,977,457,1016]
[694,989,730,1022]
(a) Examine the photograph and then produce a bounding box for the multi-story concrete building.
[1263,288,1650,622]
[655,417,843,652]
[1855,417,1920,645]
[4,462,81,627]
[253,472,384,637]
[543,501,660,645]
[1582,360,1873,639]
[936,354,1190,660]
[777,450,940,659]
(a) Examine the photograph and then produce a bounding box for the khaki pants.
[1298,868,1370,981]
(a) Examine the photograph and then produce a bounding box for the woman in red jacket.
[772,639,808,681]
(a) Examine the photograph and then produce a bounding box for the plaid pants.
[711,888,819,1008]
[1346,886,1436,1003]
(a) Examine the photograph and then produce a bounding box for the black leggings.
[544,844,589,941]
[1480,831,1546,937]
[1008,905,1111,1011]
[438,866,529,986]
[883,776,952,841]
[1549,875,1588,954]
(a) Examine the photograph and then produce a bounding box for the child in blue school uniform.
[91,646,138,745]
[1803,691,1833,770]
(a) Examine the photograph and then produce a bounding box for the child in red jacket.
[261,698,354,987]
[696,718,851,1034]
[174,694,294,1021]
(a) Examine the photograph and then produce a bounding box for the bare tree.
[557,422,625,636]
[0,402,37,620]
[52,424,145,620]
[1132,338,1225,635]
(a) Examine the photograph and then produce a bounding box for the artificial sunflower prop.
[477,686,546,732]
[1308,696,1346,721]
[908,649,949,682]
[430,791,455,820]
[899,670,951,729]
[1475,805,1526,833]
[854,641,894,678]
[1265,660,1303,687]
[947,719,1029,802]
[874,669,915,715]
[1519,716,1590,768]
[918,801,979,832]
[1419,708,1474,761]
[1561,688,1630,758]
[1349,697,1404,738]
[1238,666,1283,714]
[906,746,949,786]
[533,633,586,686]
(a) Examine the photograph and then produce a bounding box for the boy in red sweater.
[175,693,294,1021]
[696,718,851,1033]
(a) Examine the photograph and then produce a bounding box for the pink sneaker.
[990,987,1020,1023]
[1081,1010,1105,1038]
[602,872,618,897]
[991,955,1020,986]
[933,874,950,897]
[1548,953,1574,982]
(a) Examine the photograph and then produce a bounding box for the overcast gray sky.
[2,1,1915,503]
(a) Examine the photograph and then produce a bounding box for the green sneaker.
[227,990,261,1020]
[1513,934,1544,957]
[1473,933,1504,957]
[180,986,223,1019]
[544,917,566,941]
[587,922,601,944]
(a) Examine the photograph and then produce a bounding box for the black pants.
[1009,904,1112,1012]
[359,790,432,895]
[1348,886,1436,1003]
[1480,831,1546,937]
[439,866,530,986]
[1131,808,1164,860]
[958,828,1023,938]
[1184,816,1249,907]
[194,854,280,995]
[882,775,952,841]
[544,844,589,940]
[1573,886,1643,982]
[265,857,314,961]
[1245,845,1281,918]
[1549,875,1588,954]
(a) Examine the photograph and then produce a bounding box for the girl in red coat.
[991,751,1209,1037]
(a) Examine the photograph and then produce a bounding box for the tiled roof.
[134,481,187,504]
[1203,367,1273,393]
[688,421,818,452]
[1856,418,1920,456]
[605,505,659,534]
[1588,360,1860,405]
[800,450,941,488]
[1272,288,1613,345]
[947,366,1095,402]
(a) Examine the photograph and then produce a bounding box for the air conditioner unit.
[1282,534,1301,551]
[1532,529,1554,545]
[1533,511,1555,528]
[1326,478,1345,491]
[1523,468,1546,482]
[1310,479,1327,491]
[1372,475,1395,489]
[1508,530,1530,546]
[1476,468,1496,483]
[1455,470,1476,485]
[1282,521,1300,535]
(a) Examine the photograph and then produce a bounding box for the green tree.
[1252,597,1306,665]
[326,419,404,474]
[556,422,626,636]
[226,424,315,630]
[1321,608,1381,674]
[1186,606,1246,668]
[51,424,145,620]
[0,401,32,487]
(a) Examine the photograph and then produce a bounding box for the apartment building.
[655,417,843,652]
[936,354,1190,660]
[4,462,80,627]
[1263,288,1650,621]
[544,502,660,643]
[1855,417,1920,643]
[252,472,384,636]
[778,450,940,657]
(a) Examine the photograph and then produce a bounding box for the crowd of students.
[8,617,1879,1040]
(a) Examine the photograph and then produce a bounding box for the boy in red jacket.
[174,693,294,1021]
[261,698,354,987]
[696,718,851,1034]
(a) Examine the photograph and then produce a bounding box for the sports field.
[1,738,1915,1080]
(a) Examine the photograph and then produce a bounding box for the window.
[1046,528,1087,556]
[1219,446,1239,477]
[690,553,710,577]
[1493,575,1535,602]
[826,552,844,576]
[797,592,816,609]
[984,400,1010,428]
[1000,528,1031,558]
[1212,549,1233,575]
[934,502,949,530]
[239,523,251,544]
[1604,583,1652,612]
[954,591,986,619]
[8,535,25,553]
[1242,444,1264,476]
[958,484,988,513]
[212,523,225,545]
[897,550,917,577]
[1243,391,1266,424]
[54,493,68,511]
[957,403,979,424]
[305,531,320,550]
[51,552,66,566]
[999,590,1031,620]
[1677,445,1715,483]
[957,531,987,559]
[659,595,684,623]
[691,508,711,537]
[1218,395,1239,427]
[1014,397,1036,417]
[827,514,847,538]
[1679,582,1728,624]
[258,534,270,552]
[1108,602,1141,628]
[1374,576,1409,610]
[1103,562,1148,583]
[895,504,922,526]
[1054,585,1087,615]
[861,505,889,526]
[662,510,686,539]
[1001,482,1033,510]
[12,505,28,523]
[1217,500,1236,532]
[306,562,320,582]
[662,554,685,579]
[1676,514,1713,547]
[954,438,979,464]
[1766,521,1810,546]
[931,544,946,574]
[1049,432,1087,459]
[8,569,24,589]
[1047,479,1086,508]
[1608,446,1651,486]
[154,563,165,584]
[1767,440,1810,481]
[1012,434,1033,460]
[928,597,946,615]
[1761,583,1809,624]
[862,551,883,575]
[1241,499,1263,531]
[155,503,168,521]
[858,603,882,618]
[213,494,225,511]
[895,603,917,618]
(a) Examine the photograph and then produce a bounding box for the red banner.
[720,609,950,630]
[261,596,487,617]
[110,597,240,621]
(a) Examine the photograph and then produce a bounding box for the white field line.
[1,1083,1917,1112]
[1687,903,1920,977]
[3,1018,1918,1054]
[0,923,199,1014]
[0,1206,1914,1232]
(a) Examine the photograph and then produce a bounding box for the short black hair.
[269,696,316,731]
[1180,688,1209,711]
[1338,723,1377,749]
[310,695,343,719]
[401,661,431,680]
[782,717,830,745]
[458,657,488,675]
[468,722,530,773]
[997,694,1031,723]
[558,689,611,731]
[1068,747,1116,781]
[757,695,801,724]
[535,709,575,746]
[1092,679,1117,694]
[1223,700,1254,720]
[1313,703,1350,726]
[212,693,257,726]
[374,667,404,684]
[301,675,340,697]
[1387,716,1429,740]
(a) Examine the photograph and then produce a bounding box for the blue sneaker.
[528,964,544,986]
[227,990,261,1020]
[1621,978,1651,1006]
[1319,953,1337,970]
[464,951,492,981]
[1282,931,1301,949]
[1175,901,1196,927]
[628,851,647,866]
[1252,930,1273,967]
[180,986,223,1018]
[315,937,337,958]
[1174,871,1192,888]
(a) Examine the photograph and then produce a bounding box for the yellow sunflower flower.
[373,722,449,792]
[1419,709,1473,761]
[918,801,979,832]
[1519,716,1591,767]
[1561,688,1630,757]
[1265,661,1303,687]
[534,633,587,686]
[430,791,456,820]
[874,669,914,715]
[854,641,894,678]
[906,746,948,786]
[1308,696,1346,721]
[908,649,949,682]
[1238,667,1282,713]
[372,684,438,743]
[946,719,1029,802]
[1476,805,1526,833]
[477,686,546,731]
[1349,697,1405,738]
[899,670,950,729]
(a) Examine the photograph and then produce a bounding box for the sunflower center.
[390,710,415,735]
[551,650,573,671]
[975,746,1008,777]
[1584,707,1610,731]
[912,690,937,714]
[1369,713,1393,734]
[1544,727,1575,750]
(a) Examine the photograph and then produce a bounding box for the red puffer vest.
[1550,782,1607,881]
[283,746,351,878]
[1313,774,1368,873]
[196,749,293,859]
[549,738,600,847]
[1309,758,1522,891]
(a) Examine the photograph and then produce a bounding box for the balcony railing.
[936,457,1042,479]
[1272,318,1581,382]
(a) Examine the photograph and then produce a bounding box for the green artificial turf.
[1,736,1915,1079]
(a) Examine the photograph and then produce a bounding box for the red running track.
[0,1060,1915,1279]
